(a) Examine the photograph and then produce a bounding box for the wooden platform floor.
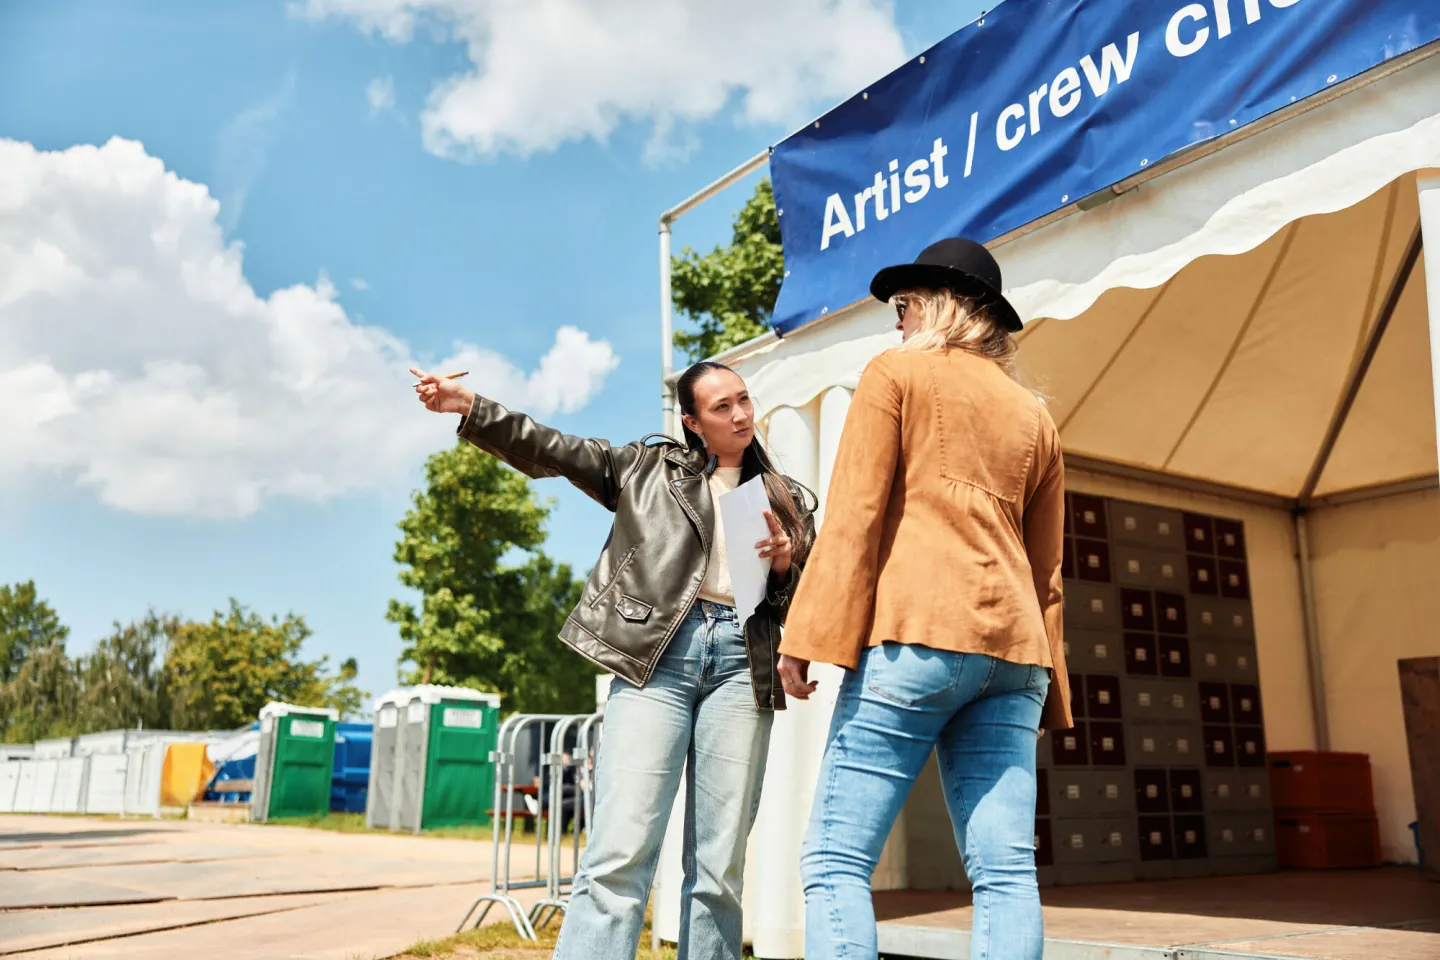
[0,814,564,959]
[874,868,1440,959]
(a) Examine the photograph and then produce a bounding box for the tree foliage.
[73,612,176,733]
[0,580,69,685]
[0,643,78,743]
[388,442,595,715]
[671,178,784,362]
[165,600,364,730]
[0,584,366,742]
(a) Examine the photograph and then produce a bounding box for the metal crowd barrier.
[456,710,604,940]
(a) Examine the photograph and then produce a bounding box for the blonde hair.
[894,287,1041,397]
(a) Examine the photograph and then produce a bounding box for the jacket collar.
[663,443,711,478]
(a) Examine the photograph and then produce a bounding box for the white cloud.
[0,137,619,519]
[350,277,370,291]
[366,75,396,114]
[295,0,907,162]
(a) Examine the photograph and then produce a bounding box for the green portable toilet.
[392,686,501,833]
[251,701,338,823]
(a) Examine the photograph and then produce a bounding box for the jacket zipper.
[589,546,637,610]
[641,477,712,686]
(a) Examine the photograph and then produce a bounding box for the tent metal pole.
[1299,226,1423,501]
[1285,225,1423,755]
[1419,174,1440,498]
[1292,510,1332,751]
[659,219,675,434]
[657,149,770,438]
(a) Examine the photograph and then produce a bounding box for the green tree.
[164,599,366,729]
[0,581,69,684]
[0,643,78,743]
[671,178,785,362]
[72,612,177,733]
[389,442,595,714]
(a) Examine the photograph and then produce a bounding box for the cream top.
[697,466,743,607]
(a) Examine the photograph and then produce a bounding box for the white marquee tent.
[654,37,1440,960]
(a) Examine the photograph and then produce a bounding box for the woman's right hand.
[411,367,476,416]
[779,654,818,701]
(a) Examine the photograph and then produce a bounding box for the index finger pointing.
[408,367,437,383]
[763,510,782,536]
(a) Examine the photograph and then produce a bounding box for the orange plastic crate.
[1276,812,1382,868]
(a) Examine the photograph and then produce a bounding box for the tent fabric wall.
[1307,488,1440,861]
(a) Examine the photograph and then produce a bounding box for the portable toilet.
[250,702,338,823]
[392,686,501,834]
[365,691,406,829]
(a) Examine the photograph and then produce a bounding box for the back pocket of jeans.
[867,643,963,707]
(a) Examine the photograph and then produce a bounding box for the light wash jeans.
[801,642,1051,960]
[554,601,772,960]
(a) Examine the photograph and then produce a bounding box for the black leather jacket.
[457,396,814,710]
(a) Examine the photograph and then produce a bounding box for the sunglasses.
[894,298,909,322]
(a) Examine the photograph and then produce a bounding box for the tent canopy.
[720,51,1440,507]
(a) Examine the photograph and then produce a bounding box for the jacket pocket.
[589,546,637,610]
[615,595,653,623]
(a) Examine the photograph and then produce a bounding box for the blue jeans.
[801,643,1050,960]
[554,601,772,960]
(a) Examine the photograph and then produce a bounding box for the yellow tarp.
[160,741,214,807]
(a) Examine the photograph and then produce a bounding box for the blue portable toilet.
[331,722,373,813]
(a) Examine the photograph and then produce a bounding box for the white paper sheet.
[718,474,774,619]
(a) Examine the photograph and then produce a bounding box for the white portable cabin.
[32,737,73,760]
[49,756,89,813]
[653,14,1440,958]
[75,730,188,815]
[11,762,40,813]
[18,737,75,814]
[0,745,33,814]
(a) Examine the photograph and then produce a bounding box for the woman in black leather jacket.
[412,361,814,960]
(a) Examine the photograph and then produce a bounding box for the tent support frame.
[1292,511,1331,751]
[657,150,770,436]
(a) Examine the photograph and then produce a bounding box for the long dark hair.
[676,361,814,566]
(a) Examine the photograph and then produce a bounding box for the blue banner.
[770,0,1440,335]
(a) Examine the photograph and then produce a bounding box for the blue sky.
[0,0,987,703]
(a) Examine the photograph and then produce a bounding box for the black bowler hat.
[870,237,1022,333]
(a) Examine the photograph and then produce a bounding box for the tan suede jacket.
[779,347,1073,731]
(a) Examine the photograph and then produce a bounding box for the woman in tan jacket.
[777,237,1071,960]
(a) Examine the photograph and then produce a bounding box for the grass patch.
[262,812,501,841]
[262,811,585,845]
[394,903,676,960]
